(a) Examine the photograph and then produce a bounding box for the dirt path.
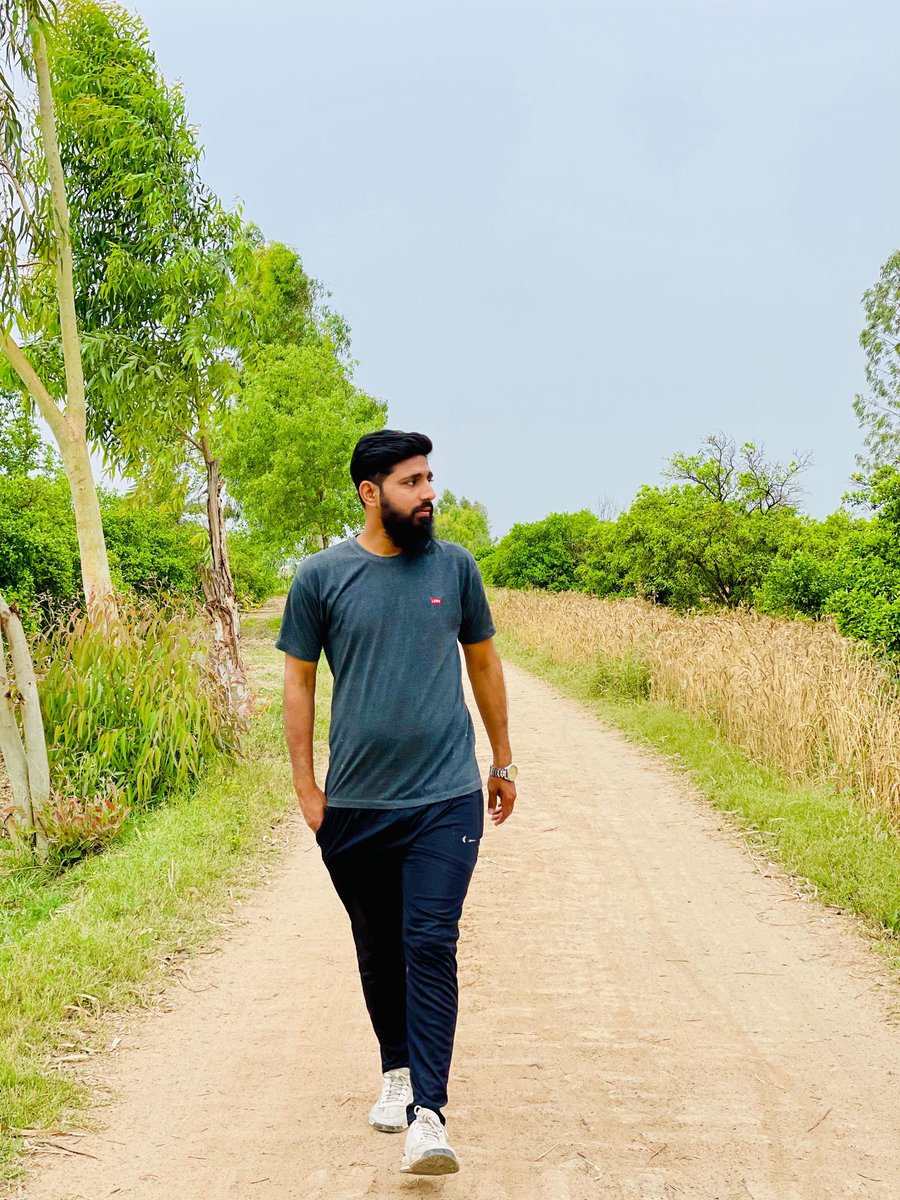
[19,657,900,1200]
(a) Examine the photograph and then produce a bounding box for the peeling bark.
[199,442,250,720]
[0,593,48,853]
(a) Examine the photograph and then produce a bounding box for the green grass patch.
[0,612,329,1180]
[498,634,900,972]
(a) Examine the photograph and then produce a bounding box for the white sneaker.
[400,1106,460,1175]
[369,1067,413,1133]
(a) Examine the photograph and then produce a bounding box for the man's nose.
[421,483,436,503]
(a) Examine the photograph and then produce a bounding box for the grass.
[497,633,900,973]
[0,604,327,1180]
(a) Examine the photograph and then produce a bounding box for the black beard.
[380,494,435,559]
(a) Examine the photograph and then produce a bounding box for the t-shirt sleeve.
[276,563,324,662]
[458,552,496,644]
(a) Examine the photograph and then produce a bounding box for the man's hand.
[487,775,516,826]
[295,782,328,832]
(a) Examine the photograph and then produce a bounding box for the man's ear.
[359,480,379,510]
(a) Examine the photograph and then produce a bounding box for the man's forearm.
[467,657,512,764]
[284,680,317,789]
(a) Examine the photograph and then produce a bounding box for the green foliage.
[757,513,855,618]
[585,485,803,608]
[0,478,212,626]
[481,510,601,591]
[486,438,815,607]
[44,0,251,533]
[237,235,318,352]
[758,551,840,619]
[101,496,205,598]
[0,0,58,327]
[224,341,386,558]
[0,392,57,476]
[666,432,810,513]
[589,653,652,701]
[573,521,630,596]
[49,0,243,357]
[434,489,493,557]
[37,603,241,812]
[228,528,282,605]
[0,473,80,624]
[797,470,900,653]
[854,249,900,474]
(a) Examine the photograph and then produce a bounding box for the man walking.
[277,429,517,1175]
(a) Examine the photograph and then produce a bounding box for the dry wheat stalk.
[492,590,900,821]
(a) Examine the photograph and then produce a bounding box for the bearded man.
[277,429,517,1176]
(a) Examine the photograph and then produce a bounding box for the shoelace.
[380,1073,410,1106]
[414,1107,446,1143]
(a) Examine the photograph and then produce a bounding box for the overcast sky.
[130,0,900,536]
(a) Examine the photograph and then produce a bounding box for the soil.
[15,651,900,1200]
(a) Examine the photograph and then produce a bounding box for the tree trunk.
[0,594,49,855]
[0,29,119,626]
[199,441,250,720]
[56,428,117,622]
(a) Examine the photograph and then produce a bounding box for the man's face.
[378,455,436,557]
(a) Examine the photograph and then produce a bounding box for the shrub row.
[0,474,281,629]
[478,468,900,657]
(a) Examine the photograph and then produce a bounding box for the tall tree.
[0,0,116,621]
[223,240,384,560]
[854,249,900,477]
[666,433,810,513]
[225,341,385,559]
[43,0,252,707]
[433,490,493,556]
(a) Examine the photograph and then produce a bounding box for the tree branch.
[0,155,37,228]
[1,330,70,446]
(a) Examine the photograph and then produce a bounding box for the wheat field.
[492,589,900,821]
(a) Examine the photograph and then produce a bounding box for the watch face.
[506,765,518,781]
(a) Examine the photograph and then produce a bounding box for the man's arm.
[462,637,516,826]
[283,653,327,832]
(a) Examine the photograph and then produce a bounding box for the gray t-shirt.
[276,536,496,809]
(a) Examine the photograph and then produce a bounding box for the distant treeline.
[451,436,900,658]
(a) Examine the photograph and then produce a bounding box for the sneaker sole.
[369,1116,407,1134]
[400,1150,460,1176]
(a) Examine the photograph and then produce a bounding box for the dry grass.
[492,590,900,821]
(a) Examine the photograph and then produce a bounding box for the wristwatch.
[489,763,518,781]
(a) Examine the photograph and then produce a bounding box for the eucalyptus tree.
[37,0,251,706]
[223,240,385,561]
[0,0,116,621]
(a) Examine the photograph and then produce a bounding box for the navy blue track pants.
[316,789,483,1124]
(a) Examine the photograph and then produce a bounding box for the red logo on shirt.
[430,597,442,605]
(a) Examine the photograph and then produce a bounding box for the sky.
[129,0,900,537]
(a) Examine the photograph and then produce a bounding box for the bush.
[0,475,81,628]
[37,603,241,813]
[102,497,205,598]
[758,551,840,618]
[823,478,900,655]
[482,511,602,591]
[41,785,130,867]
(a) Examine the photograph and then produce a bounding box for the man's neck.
[356,525,402,557]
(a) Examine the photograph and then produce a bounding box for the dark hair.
[350,429,433,500]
